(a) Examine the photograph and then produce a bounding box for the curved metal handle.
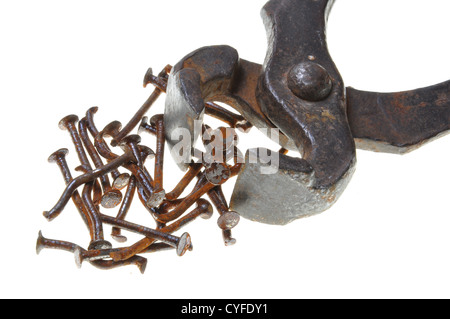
[347,80,450,154]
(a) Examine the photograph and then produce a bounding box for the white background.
[0,0,449,299]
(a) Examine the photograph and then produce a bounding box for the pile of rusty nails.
[36,65,253,273]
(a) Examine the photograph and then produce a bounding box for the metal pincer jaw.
[164,45,240,170]
[163,0,449,226]
[229,149,356,225]
[230,0,357,225]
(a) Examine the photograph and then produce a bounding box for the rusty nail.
[143,67,168,92]
[75,243,174,271]
[146,190,166,209]
[74,244,170,267]
[136,181,159,214]
[36,230,82,254]
[73,246,148,274]
[36,231,147,273]
[111,65,171,146]
[110,90,163,147]
[165,162,203,201]
[205,162,232,185]
[75,164,103,210]
[88,255,148,274]
[111,175,137,243]
[203,126,240,165]
[46,148,91,230]
[208,186,240,231]
[81,181,112,250]
[150,114,165,192]
[79,118,123,209]
[119,134,144,168]
[74,245,169,271]
[99,213,192,257]
[92,178,103,209]
[154,172,217,223]
[205,102,253,133]
[48,148,72,184]
[112,172,131,190]
[85,107,124,183]
[85,107,100,136]
[59,114,93,170]
[101,120,122,138]
[43,148,139,221]
[124,160,161,209]
[109,199,212,262]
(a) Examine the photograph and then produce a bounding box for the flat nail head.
[100,121,122,139]
[101,190,123,209]
[217,211,240,230]
[150,114,164,126]
[86,106,99,115]
[74,246,83,268]
[58,114,79,130]
[205,163,231,185]
[138,145,155,161]
[138,116,149,134]
[176,232,192,257]
[112,173,131,190]
[143,67,154,88]
[146,190,166,208]
[119,134,142,146]
[48,148,69,163]
[197,199,214,219]
[36,231,44,255]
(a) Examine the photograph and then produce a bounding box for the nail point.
[137,258,148,274]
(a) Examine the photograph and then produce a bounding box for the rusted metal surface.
[162,0,448,225]
[347,81,450,154]
[39,0,448,272]
[111,175,137,243]
[208,186,240,245]
[39,64,242,272]
[163,0,357,225]
[231,0,357,224]
[164,45,240,170]
[257,0,355,188]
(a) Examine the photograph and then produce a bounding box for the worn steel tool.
[164,0,449,225]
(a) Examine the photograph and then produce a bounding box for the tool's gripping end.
[164,46,240,170]
[230,148,356,225]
